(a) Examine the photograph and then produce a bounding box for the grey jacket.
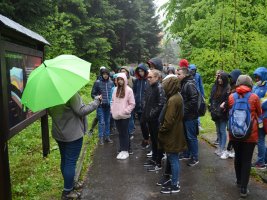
[48,93,100,142]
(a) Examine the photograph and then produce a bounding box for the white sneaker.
[228,151,235,158]
[120,151,129,159]
[116,152,123,160]
[147,151,152,158]
[214,149,222,156]
[220,151,229,159]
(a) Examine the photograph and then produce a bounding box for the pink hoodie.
[111,73,135,120]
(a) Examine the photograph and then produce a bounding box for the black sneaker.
[156,175,171,186]
[143,159,156,167]
[160,185,180,194]
[179,154,190,160]
[251,162,266,170]
[61,190,81,200]
[105,137,113,144]
[147,165,162,172]
[187,158,199,167]
[240,187,249,198]
[128,148,133,155]
[141,140,150,149]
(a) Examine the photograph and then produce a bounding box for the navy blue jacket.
[133,63,149,113]
[91,74,114,107]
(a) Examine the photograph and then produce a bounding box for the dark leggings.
[147,120,164,165]
[137,112,149,140]
[232,141,256,188]
[115,118,130,151]
[227,140,233,151]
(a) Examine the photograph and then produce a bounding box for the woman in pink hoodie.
[111,73,135,159]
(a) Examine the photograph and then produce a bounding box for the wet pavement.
[82,126,267,200]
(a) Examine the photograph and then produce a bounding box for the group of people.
[48,56,267,199]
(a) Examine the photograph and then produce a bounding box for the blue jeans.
[97,107,110,138]
[183,119,199,160]
[256,128,266,165]
[167,153,180,186]
[128,112,135,135]
[57,138,83,191]
[215,120,227,151]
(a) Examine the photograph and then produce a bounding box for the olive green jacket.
[158,77,187,153]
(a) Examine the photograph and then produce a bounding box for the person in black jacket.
[177,67,199,166]
[142,69,166,171]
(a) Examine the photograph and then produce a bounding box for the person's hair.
[116,78,125,98]
[150,69,161,78]
[178,67,190,76]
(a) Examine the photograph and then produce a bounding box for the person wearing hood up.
[133,63,150,149]
[119,66,136,141]
[158,76,187,194]
[209,72,230,157]
[91,68,114,145]
[252,67,267,169]
[147,57,163,71]
[111,73,135,160]
[189,64,205,131]
[228,75,261,198]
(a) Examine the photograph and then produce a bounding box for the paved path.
[81,128,267,200]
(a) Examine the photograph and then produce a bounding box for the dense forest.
[162,0,267,88]
[0,0,161,71]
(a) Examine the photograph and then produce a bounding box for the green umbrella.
[21,55,91,112]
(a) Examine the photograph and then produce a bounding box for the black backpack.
[197,90,207,116]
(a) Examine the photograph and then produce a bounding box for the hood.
[147,57,163,71]
[117,72,128,87]
[167,66,176,74]
[163,74,177,81]
[119,66,130,78]
[229,69,242,83]
[217,72,229,87]
[189,64,197,70]
[100,68,110,80]
[162,77,180,98]
[135,63,148,79]
[236,85,252,94]
[236,75,253,88]
[253,67,267,81]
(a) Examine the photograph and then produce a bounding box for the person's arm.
[125,88,136,114]
[70,93,101,117]
[91,80,99,99]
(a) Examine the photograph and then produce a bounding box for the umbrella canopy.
[21,55,91,112]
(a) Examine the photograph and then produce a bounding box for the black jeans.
[232,141,256,188]
[147,120,163,165]
[115,118,130,151]
[137,112,149,140]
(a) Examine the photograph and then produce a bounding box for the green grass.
[199,112,216,136]
[9,74,98,199]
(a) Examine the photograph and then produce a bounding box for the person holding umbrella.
[21,55,100,199]
[49,93,101,199]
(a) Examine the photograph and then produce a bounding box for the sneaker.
[220,150,229,159]
[214,149,222,156]
[116,151,124,159]
[161,179,172,188]
[128,148,133,155]
[156,175,171,186]
[213,139,219,145]
[187,158,199,167]
[240,187,249,198]
[99,137,104,145]
[74,181,83,190]
[160,185,180,194]
[147,165,162,172]
[141,140,150,149]
[251,162,266,170]
[61,190,81,200]
[105,137,113,144]
[143,159,156,167]
[179,154,190,160]
[120,151,129,159]
[228,151,235,158]
[146,151,152,158]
